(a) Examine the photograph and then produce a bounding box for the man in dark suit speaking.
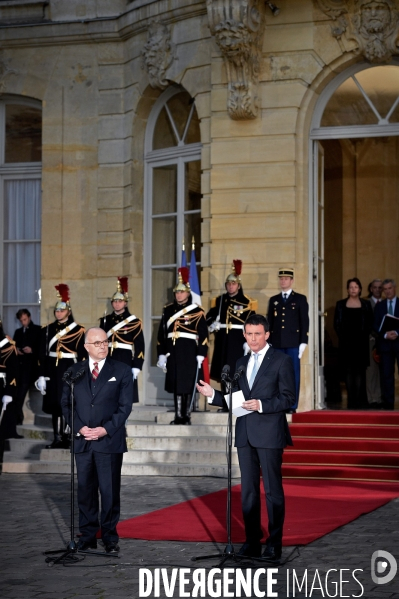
[61,327,133,553]
[197,314,295,562]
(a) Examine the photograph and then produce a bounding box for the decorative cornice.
[317,0,399,63]
[206,0,267,120]
[141,18,175,89]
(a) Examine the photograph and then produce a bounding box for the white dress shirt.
[246,344,270,385]
[89,356,106,374]
[281,288,293,300]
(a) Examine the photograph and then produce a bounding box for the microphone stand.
[43,370,118,566]
[191,369,247,567]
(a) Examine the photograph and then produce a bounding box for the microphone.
[62,370,72,383]
[221,364,230,382]
[72,368,86,383]
[233,364,246,381]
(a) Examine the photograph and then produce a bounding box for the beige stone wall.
[3,0,396,408]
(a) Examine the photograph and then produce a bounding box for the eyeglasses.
[86,340,108,348]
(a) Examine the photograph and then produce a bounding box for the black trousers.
[380,347,399,407]
[75,448,123,543]
[237,443,284,549]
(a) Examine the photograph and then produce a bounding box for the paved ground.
[0,473,398,599]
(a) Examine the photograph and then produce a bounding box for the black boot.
[182,394,191,425]
[46,415,63,448]
[170,395,185,424]
[46,434,63,449]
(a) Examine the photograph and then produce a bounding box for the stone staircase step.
[123,449,239,466]
[127,436,229,451]
[126,423,231,437]
[121,462,240,478]
[5,438,46,458]
[2,405,237,477]
[2,460,71,474]
[155,411,234,425]
[16,424,53,441]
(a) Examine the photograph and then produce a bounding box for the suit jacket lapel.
[252,346,273,388]
[92,358,114,399]
[82,360,91,398]
[238,355,251,396]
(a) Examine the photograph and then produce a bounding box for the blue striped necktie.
[249,353,259,388]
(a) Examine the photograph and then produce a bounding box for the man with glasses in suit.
[374,278,399,410]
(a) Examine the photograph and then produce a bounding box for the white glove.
[157,354,168,373]
[243,342,250,356]
[35,376,49,395]
[2,395,13,409]
[298,343,307,359]
[196,355,205,366]
[132,368,140,380]
[208,320,220,333]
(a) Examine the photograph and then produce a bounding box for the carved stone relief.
[206,0,267,120]
[316,0,399,63]
[0,52,17,93]
[141,18,175,89]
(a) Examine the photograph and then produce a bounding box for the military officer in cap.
[157,267,208,424]
[206,260,257,386]
[36,285,86,448]
[100,277,144,403]
[267,268,309,412]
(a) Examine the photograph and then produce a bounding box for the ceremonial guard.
[267,268,309,412]
[100,277,144,403]
[157,267,208,425]
[36,285,86,448]
[206,260,257,384]
[0,319,20,441]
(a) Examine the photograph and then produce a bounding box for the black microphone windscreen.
[221,364,230,381]
[233,364,246,380]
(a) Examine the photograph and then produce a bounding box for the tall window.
[144,87,202,402]
[0,98,42,335]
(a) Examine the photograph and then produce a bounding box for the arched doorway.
[310,63,399,408]
[143,86,202,404]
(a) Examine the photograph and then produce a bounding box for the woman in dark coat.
[333,277,373,409]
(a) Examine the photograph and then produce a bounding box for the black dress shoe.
[261,545,282,562]
[77,539,97,551]
[237,542,262,558]
[105,542,120,553]
[45,438,64,449]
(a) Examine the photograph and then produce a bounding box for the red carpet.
[117,479,399,545]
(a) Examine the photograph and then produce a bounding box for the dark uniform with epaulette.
[39,316,86,413]
[99,277,145,404]
[0,327,20,441]
[267,269,309,409]
[157,269,208,424]
[206,290,257,381]
[37,285,86,448]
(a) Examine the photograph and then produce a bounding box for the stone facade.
[1,0,399,410]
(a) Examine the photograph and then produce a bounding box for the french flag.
[189,239,210,384]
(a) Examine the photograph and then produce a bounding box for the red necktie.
[92,362,99,381]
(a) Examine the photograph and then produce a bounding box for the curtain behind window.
[2,178,41,335]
